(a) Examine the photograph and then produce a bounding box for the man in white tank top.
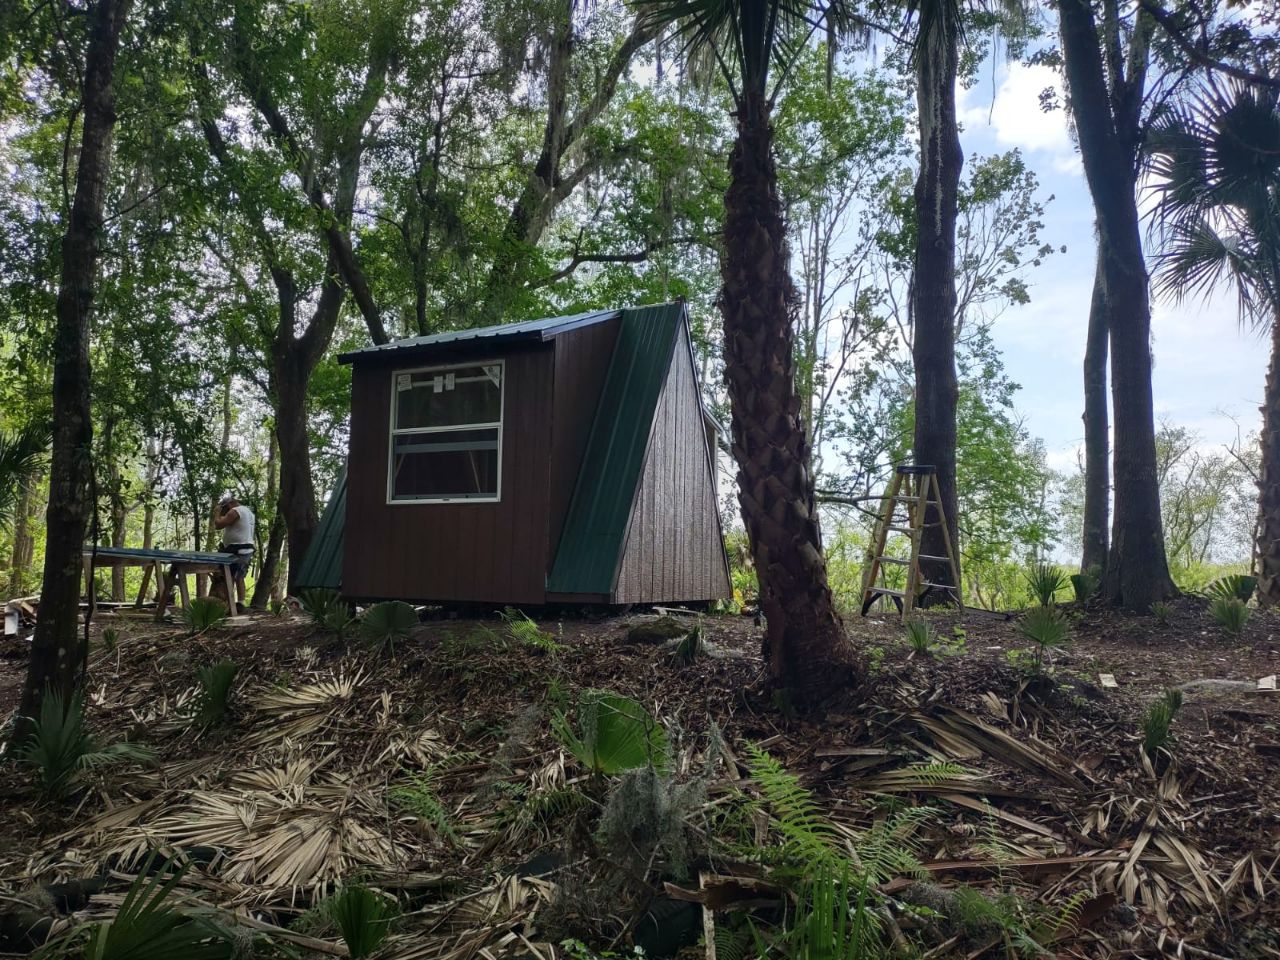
[214,494,256,613]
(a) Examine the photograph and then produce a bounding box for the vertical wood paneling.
[343,346,554,604]
[615,327,732,604]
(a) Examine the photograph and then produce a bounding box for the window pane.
[395,364,501,429]
[391,428,499,500]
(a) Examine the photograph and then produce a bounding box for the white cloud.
[960,63,1080,173]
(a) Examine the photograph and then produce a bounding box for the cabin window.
[388,361,504,502]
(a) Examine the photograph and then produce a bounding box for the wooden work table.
[82,546,243,620]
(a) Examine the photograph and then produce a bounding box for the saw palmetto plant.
[1208,596,1249,637]
[552,689,670,776]
[1205,574,1257,604]
[323,885,398,958]
[0,422,51,529]
[33,856,231,960]
[904,617,935,656]
[17,688,153,800]
[1142,688,1185,760]
[359,600,418,652]
[182,597,228,636]
[1016,605,1070,672]
[1025,561,1067,607]
[194,660,239,728]
[300,588,353,635]
[1147,80,1280,606]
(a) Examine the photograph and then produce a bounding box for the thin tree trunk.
[720,89,859,701]
[9,477,36,596]
[251,433,285,608]
[276,359,317,597]
[911,7,963,600]
[1058,0,1174,610]
[1256,313,1280,606]
[17,0,130,745]
[1081,251,1109,575]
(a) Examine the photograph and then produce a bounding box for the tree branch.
[1141,0,1280,89]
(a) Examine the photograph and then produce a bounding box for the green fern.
[500,607,562,652]
[744,743,841,866]
[390,772,458,843]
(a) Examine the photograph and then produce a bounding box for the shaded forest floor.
[0,598,1277,958]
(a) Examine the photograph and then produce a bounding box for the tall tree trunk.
[275,357,316,597]
[1058,0,1174,610]
[17,0,130,745]
[1081,251,1109,574]
[911,7,963,599]
[720,89,859,701]
[251,433,285,608]
[1256,313,1280,606]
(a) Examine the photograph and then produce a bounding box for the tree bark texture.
[1057,0,1174,609]
[720,90,860,702]
[911,7,964,598]
[1081,250,1110,575]
[251,433,285,608]
[1256,313,1280,606]
[17,0,131,744]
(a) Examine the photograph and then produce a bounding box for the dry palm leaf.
[248,669,366,746]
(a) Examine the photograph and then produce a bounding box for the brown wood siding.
[342,345,554,604]
[614,326,732,603]
[546,315,621,565]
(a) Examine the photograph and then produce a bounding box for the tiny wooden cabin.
[295,302,731,606]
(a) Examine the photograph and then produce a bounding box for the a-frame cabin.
[296,302,731,606]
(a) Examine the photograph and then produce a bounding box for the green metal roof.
[337,309,620,364]
[294,468,346,590]
[546,303,685,595]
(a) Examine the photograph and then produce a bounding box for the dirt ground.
[0,597,1276,958]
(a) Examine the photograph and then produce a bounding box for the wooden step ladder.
[859,465,962,617]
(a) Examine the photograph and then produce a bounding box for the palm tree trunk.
[912,6,963,600]
[1257,314,1280,606]
[16,0,131,746]
[720,89,859,701]
[1081,252,1109,574]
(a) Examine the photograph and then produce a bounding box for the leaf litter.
[0,603,1276,957]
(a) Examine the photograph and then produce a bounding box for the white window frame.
[386,358,505,504]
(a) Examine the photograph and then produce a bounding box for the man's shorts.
[221,543,255,577]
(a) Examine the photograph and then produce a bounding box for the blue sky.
[956,61,1268,473]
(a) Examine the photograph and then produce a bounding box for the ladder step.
[919,555,951,563]
[877,557,911,565]
[866,587,907,599]
[920,581,960,590]
[886,496,940,504]
[886,523,941,534]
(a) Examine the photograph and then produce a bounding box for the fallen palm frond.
[247,669,366,746]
